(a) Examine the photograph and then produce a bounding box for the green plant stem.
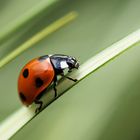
[0,29,140,139]
[0,11,78,68]
[0,0,58,42]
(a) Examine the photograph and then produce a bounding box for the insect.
[18,54,79,112]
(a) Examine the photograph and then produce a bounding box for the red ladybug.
[18,54,79,112]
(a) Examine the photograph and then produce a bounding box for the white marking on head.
[60,61,68,69]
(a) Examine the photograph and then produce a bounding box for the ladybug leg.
[60,73,77,82]
[68,68,72,73]
[35,100,43,113]
[53,76,58,98]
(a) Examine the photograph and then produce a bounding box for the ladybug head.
[18,58,55,106]
[67,56,79,69]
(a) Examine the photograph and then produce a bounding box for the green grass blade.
[0,0,58,43]
[0,29,140,139]
[0,11,78,68]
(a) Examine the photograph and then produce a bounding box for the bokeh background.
[0,0,140,139]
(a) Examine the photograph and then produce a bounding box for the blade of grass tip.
[0,29,140,140]
[0,11,78,68]
[0,0,58,43]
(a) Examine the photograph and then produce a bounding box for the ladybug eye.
[35,77,44,88]
[23,68,29,78]
[71,59,75,63]
[19,92,26,101]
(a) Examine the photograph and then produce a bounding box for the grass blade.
[0,0,58,43]
[0,11,78,68]
[0,29,140,139]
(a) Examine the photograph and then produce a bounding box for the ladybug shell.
[18,57,55,106]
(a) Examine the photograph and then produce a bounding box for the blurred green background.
[0,0,140,140]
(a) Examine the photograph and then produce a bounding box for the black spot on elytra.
[23,69,29,78]
[35,77,44,88]
[38,55,49,61]
[19,92,26,101]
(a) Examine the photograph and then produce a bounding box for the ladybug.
[18,54,79,112]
